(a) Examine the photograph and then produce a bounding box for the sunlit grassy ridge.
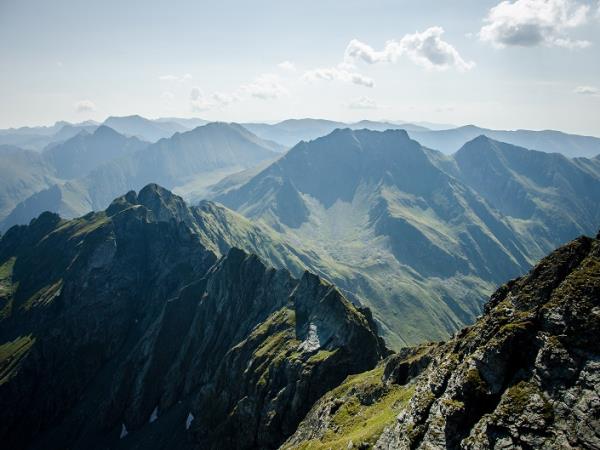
[283,365,414,450]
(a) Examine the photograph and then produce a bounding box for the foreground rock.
[286,232,600,449]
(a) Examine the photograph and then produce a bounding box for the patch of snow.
[185,412,194,430]
[298,323,320,352]
[120,423,128,439]
[149,406,158,423]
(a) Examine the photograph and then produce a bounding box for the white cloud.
[189,74,285,111]
[343,27,475,72]
[75,100,96,113]
[303,67,375,87]
[242,73,288,99]
[212,91,239,105]
[398,27,475,71]
[347,96,380,109]
[190,87,212,111]
[278,61,296,72]
[574,85,600,95]
[344,39,391,64]
[189,87,238,111]
[159,73,192,82]
[479,0,591,49]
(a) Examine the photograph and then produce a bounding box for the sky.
[1,0,599,135]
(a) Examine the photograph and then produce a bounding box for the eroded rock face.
[0,184,387,450]
[283,232,600,450]
[375,234,600,450]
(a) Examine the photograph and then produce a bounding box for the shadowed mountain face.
[0,184,387,450]
[285,231,600,449]
[214,129,600,348]
[452,136,600,246]
[0,123,281,232]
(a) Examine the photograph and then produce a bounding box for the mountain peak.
[106,183,193,226]
[105,114,145,122]
[470,134,493,144]
[92,124,121,138]
[455,134,500,157]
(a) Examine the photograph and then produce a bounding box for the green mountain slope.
[214,129,600,348]
[0,184,387,450]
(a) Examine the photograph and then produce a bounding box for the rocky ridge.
[0,184,387,450]
[285,231,600,449]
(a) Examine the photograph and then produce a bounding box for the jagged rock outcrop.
[285,232,600,450]
[0,184,387,450]
[375,232,600,450]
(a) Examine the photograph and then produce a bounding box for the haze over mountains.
[0,122,281,230]
[3,116,599,157]
[1,116,599,347]
[0,113,599,448]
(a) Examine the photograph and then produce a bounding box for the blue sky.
[1,0,599,135]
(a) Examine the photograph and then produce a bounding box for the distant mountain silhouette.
[1,123,281,231]
[241,118,429,148]
[43,125,148,179]
[408,125,600,157]
[102,115,188,142]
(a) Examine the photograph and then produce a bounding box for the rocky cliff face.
[286,231,600,449]
[0,184,387,450]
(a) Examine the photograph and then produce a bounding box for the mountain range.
[5,116,598,158]
[213,128,600,347]
[241,120,600,157]
[0,122,281,231]
[2,122,599,349]
[408,124,600,158]
[0,120,600,349]
[0,121,99,151]
[0,183,597,449]
[241,119,430,148]
[43,125,149,179]
[0,116,203,151]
